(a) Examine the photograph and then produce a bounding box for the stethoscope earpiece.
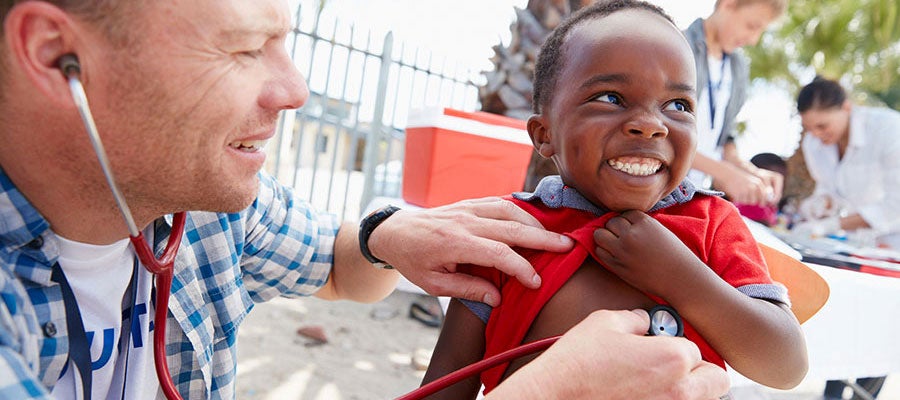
[57,54,81,77]
[648,305,684,337]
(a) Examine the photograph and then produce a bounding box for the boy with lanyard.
[684,0,786,208]
[421,1,808,397]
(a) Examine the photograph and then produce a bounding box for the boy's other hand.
[593,210,705,297]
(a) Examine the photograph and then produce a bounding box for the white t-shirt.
[51,235,160,400]
[688,54,733,188]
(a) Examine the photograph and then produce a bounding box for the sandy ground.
[235,290,898,400]
[235,291,439,399]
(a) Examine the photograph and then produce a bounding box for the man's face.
[800,105,851,146]
[716,2,777,52]
[530,10,697,212]
[89,0,307,215]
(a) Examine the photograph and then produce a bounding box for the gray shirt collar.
[511,175,722,217]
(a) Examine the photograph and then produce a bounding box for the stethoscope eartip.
[58,54,81,77]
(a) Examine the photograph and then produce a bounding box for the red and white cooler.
[402,107,533,208]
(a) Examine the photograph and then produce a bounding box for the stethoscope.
[397,305,684,400]
[58,54,186,400]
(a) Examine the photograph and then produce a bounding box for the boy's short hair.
[714,0,787,16]
[532,0,675,114]
[750,152,787,176]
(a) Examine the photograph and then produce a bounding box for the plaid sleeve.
[0,349,49,399]
[0,272,51,399]
[239,172,340,302]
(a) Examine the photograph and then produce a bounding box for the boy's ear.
[527,115,556,158]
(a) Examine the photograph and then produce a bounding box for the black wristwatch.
[358,205,401,269]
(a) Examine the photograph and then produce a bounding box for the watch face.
[373,262,394,270]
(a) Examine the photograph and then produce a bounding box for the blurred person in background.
[792,76,900,254]
[734,152,788,227]
[683,0,785,207]
[797,75,899,400]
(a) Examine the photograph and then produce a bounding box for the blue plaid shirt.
[0,170,339,399]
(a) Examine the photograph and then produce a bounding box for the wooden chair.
[759,243,830,324]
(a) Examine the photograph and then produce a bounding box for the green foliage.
[747,0,900,109]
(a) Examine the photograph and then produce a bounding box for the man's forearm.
[314,222,399,302]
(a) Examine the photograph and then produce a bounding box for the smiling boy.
[421,1,807,398]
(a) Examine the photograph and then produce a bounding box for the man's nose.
[262,51,310,111]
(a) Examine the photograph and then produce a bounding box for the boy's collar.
[512,176,722,217]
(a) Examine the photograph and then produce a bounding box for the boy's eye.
[664,100,692,112]
[593,93,622,105]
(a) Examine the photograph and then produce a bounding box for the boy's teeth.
[230,140,267,151]
[608,157,662,176]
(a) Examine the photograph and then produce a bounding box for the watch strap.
[358,205,401,269]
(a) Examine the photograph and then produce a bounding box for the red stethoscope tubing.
[395,335,560,400]
[61,52,188,400]
[129,212,187,400]
[397,305,684,399]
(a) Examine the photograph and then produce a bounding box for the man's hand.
[488,310,731,400]
[366,197,573,306]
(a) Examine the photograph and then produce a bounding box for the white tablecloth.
[732,263,900,387]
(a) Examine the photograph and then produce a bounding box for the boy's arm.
[420,299,486,400]
[594,210,807,389]
[664,267,806,389]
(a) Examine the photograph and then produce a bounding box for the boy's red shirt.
[461,194,778,391]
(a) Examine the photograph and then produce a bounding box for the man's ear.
[4,2,79,106]
[527,114,556,159]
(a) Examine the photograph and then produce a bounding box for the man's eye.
[239,49,265,59]
[593,93,622,105]
[664,100,692,112]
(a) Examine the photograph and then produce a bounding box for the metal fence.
[267,5,486,221]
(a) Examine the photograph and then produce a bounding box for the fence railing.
[267,4,486,221]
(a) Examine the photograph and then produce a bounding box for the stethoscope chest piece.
[648,305,684,337]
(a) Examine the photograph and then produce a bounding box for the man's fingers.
[676,361,731,400]
[456,236,544,289]
[578,309,650,336]
[424,272,502,307]
[450,199,573,253]
[451,196,505,206]
[460,197,545,228]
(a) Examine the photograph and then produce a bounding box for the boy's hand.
[593,210,706,299]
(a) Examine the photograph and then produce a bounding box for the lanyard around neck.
[707,54,729,129]
[52,256,140,400]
